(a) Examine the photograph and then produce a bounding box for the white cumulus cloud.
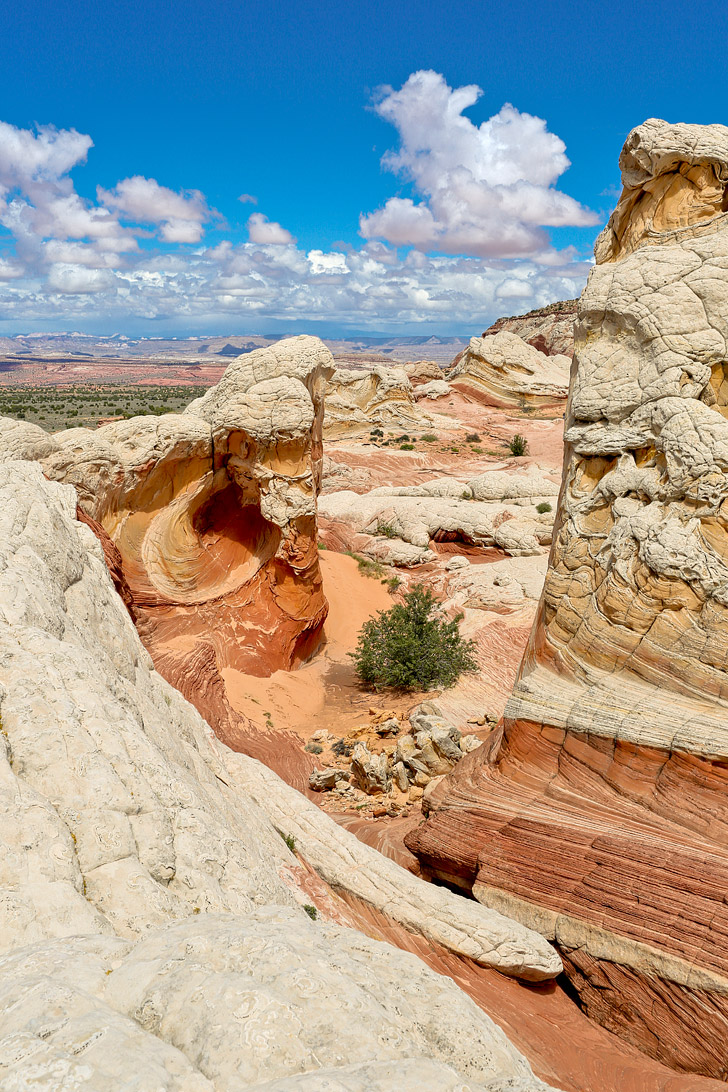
[360,70,599,259]
[98,176,214,243]
[0,97,601,330]
[247,213,295,245]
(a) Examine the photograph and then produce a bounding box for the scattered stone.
[375,716,400,737]
[309,768,347,792]
[460,734,484,753]
[445,555,470,571]
[350,742,391,795]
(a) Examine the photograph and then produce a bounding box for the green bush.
[303,904,318,920]
[399,442,415,450]
[351,584,477,691]
[466,433,481,442]
[508,433,529,457]
[536,501,552,514]
[420,433,438,442]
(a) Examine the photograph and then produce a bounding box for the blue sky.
[0,0,725,336]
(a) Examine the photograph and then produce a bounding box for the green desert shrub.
[508,433,529,457]
[536,501,553,514]
[420,433,438,442]
[351,584,477,691]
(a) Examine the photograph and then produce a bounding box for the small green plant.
[347,552,386,579]
[536,501,553,514]
[317,541,327,550]
[332,739,353,757]
[461,490,471,500]
[281,832,296,853]
[351,584,478,692]
[375,521,399,539]
[303,904,318,920]
[304,741,323,754]
[471,446,483,455]
[420,433,438,442]
[508,433,529,457]
[386,575,402,594]
[396,434,411,442]
[400,443,415,450]
[466,433,481,442]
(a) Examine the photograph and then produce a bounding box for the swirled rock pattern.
[0,335,332,681]
[0,458,560,1090]
[323,364,432,437]
[448,331,571,408]
[407,119,728,1079]
[0,337,337,783]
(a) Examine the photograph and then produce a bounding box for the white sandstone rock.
[0,458,561,1091]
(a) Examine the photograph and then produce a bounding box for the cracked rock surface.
[407,119,728,1079]
[0,449,560,1087]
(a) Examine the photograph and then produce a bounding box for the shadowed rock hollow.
[407,118,728,1080]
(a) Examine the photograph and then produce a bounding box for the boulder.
[309,767,346,791]
[350,742,391,794]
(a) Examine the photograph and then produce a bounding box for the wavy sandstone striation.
[0,336,336,774]
[407,119,728,1079]
[323,363,432,437]
[448,330,571,408]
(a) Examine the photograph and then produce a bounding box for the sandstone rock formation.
[319,470,558,560]
[448,331,571,408]
[323,363,432,437]
[0,337,337,780]
[0,457,565,1090]
[408,119,728,1079]
[414,379,451,400]
[0,336,331,681]
[483,299,578,357]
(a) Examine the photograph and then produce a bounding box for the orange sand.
[223,551,393,740]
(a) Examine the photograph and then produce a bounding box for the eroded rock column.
[407,119,728,1079]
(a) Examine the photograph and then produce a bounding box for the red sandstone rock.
[407,121,728,1080]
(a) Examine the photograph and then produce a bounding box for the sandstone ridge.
[407,119,728,1079]
[0,457,563,1090]
[448,331,571,408]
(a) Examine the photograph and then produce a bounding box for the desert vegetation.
[351,584,477,691]
[0,383,208,431]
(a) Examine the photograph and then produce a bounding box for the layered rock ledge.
[407,119,728,1079]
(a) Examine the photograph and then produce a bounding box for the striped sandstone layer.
[407,119,728,1079]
